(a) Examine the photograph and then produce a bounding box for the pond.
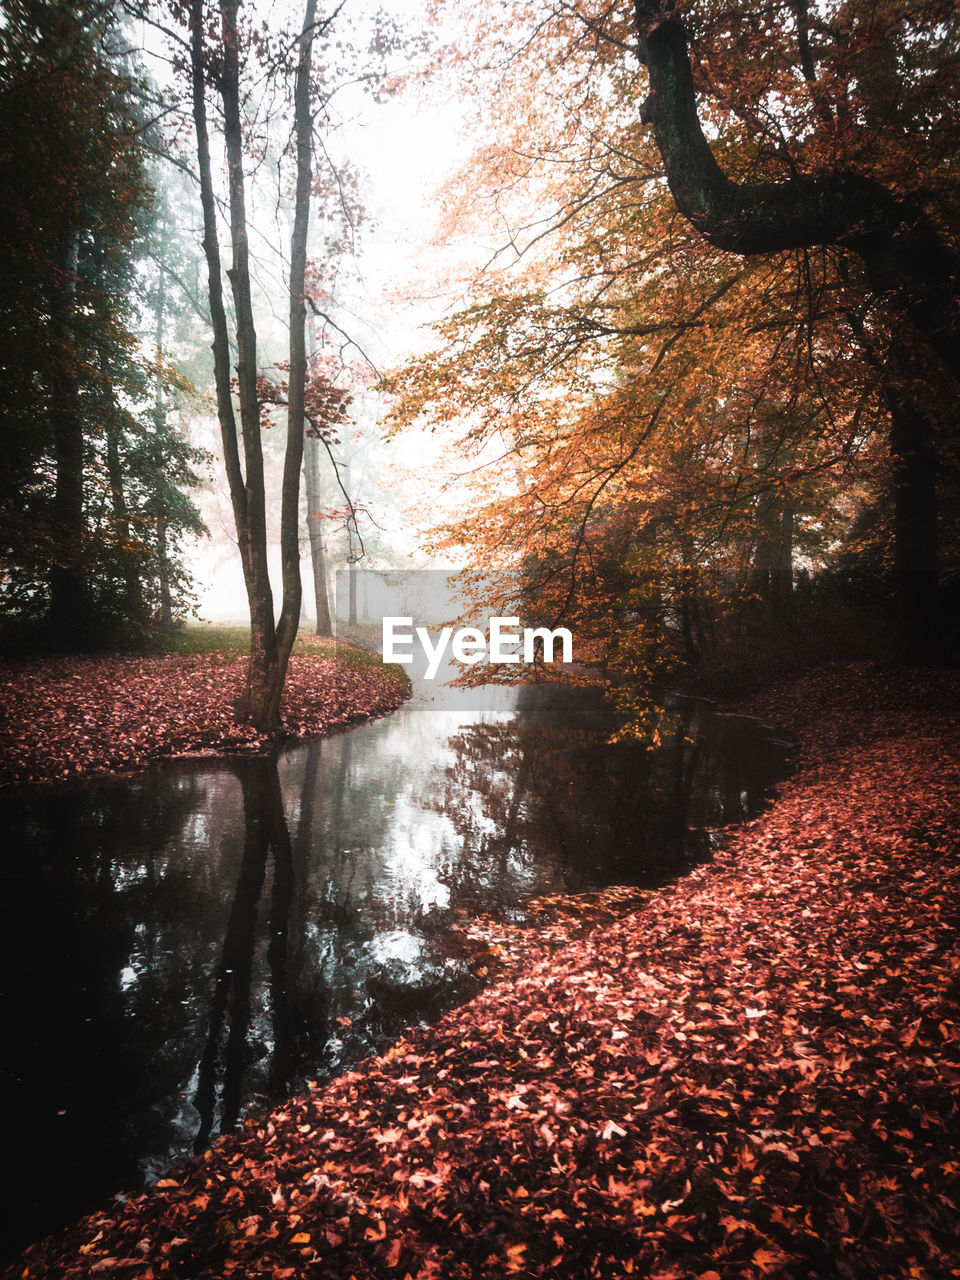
[0,684,788,1260]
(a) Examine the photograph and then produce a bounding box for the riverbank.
[8,661,960,1279]
[0,633,411,786]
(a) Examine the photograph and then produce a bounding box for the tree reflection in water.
[431,689,787,902]
[193,757,297,1149]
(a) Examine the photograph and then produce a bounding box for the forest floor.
[0,629,411,786]
[7,661,960,1279]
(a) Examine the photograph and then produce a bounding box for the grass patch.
[167,623,410,693]
[166,623,253,655]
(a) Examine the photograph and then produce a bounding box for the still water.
[0,685,787,1258]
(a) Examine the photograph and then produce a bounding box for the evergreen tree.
[0,0,206,646]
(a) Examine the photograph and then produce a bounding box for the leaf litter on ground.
[0,639,409,786]
[6,662,960,1279]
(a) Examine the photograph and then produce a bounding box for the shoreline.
[0,638,411,788]
[7,661,960,1278]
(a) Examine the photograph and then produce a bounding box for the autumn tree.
[389,141,882,690]
[630,0,960,660]
[388,0,958,692]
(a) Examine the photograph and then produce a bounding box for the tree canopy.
[388,0,960,697]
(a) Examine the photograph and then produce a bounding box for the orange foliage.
[386,1,960,705]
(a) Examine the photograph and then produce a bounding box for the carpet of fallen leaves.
[8,662,960,1279]
[448,886,658,985]
[0,643,410,786]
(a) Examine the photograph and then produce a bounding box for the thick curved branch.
[633,0,960,370]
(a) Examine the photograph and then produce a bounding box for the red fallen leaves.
[449,885,656,981]
[0,643,409,786]
[7,663,960,1280]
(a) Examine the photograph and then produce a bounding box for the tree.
[388,0,959,685]
[303,429,334,636]
[631,0,960,658]
[390,148,879,680]
[187,0,323,730]
[301,349,353,637]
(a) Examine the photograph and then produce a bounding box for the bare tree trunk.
[48,229,87,641]
[104,391,141,619]
[750,532,771,601]
[191,0,276,724]
[303,434,333,635]
[189,0,248,553]
[344,425,357,625]
[303,322,333,636]
[95,325,143,624]
[153,240,174,629]
[771,501,794,624]
[220,0,279,727]
[157,514,173,628]
[189,0,264,696]
[273,0,319,703]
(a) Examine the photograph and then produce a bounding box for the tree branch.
[632,0,960,370]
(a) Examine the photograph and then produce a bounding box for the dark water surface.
[0,686,787,1259]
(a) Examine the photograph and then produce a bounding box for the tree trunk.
[750,498,794,625]
[274,0,318,685]
[770,500,794,625]
[675,540,699,663]
[886,386,941,663]
[751,536,772,604]
[48,229,87,642]
[348,541,358,625]
[303,434,333,635]
[191,0,276,728]
[157,514,174,628]
[632,0,960,369]
[104,406,142,619]
[153,236,173,629]
[189,0,248,550]
[219,0,280,728]
[98,336,143,623]
[344,430,358,625]
[190,0,262,695]
[191,0,320,729]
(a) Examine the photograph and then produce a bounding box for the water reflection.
[193,757,295,1149]
[0,688,787,1259]
[436,690,781,900]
